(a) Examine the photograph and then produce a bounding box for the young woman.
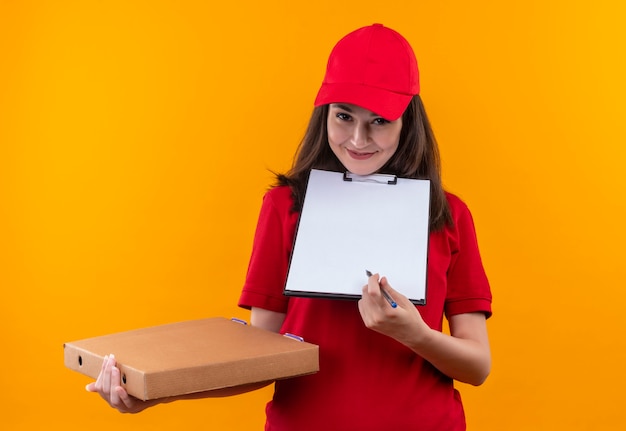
[88,24,492,431]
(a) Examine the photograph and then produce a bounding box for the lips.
[347,149,375,160]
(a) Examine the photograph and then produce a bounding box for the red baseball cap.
[314,24,420,121]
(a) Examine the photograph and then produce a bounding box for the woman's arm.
[358,274,491,386]
[251,307,286,333]
[406,312,490,386]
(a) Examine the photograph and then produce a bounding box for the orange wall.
[1,1,625,429]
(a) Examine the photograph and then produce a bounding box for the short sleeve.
[238,187,298,313]
[444,195,493,318]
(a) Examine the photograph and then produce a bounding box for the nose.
[350,123,369,149]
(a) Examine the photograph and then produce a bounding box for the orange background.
[1,1,625,429]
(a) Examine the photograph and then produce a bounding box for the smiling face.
[326,103,403,176]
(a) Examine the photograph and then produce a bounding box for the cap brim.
[314,82,413,121]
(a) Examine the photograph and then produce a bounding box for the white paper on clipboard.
[284,169,430,305]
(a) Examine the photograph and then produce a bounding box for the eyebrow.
[334,104,354,112]
[333,104,382,118]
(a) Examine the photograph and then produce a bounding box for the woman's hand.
[358,273,491,386]
[358,273,430,345]
[85,354,159,413]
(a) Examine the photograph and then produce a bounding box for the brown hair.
[275,95,452,231]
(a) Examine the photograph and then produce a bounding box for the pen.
[365,270,398,308]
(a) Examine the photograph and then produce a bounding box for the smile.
[347,149,375,160]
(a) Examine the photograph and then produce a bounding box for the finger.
[110,365,122,406]
[366,273,383,295]
[93,354,109,391]
[361,283,380,308]
[102,354,115,395]
[368,272,380,285]
[380,276,391,290]
[380,277,409,307]
[370,274,394,309]
[115,386,136,410]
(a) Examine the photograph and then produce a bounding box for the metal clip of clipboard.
[343,171,398,185]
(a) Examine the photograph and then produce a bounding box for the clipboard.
[284,169,430,305]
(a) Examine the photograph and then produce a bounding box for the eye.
[336,112,352,121]
[372,117,390,125]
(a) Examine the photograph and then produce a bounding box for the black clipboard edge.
[283,289,426,306]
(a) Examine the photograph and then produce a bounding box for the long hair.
[276,95,452,231]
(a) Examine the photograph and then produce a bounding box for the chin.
[343,164,380,176]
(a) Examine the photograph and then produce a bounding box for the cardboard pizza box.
[64,317,319,400]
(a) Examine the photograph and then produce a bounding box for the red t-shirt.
[239,186,492,431]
